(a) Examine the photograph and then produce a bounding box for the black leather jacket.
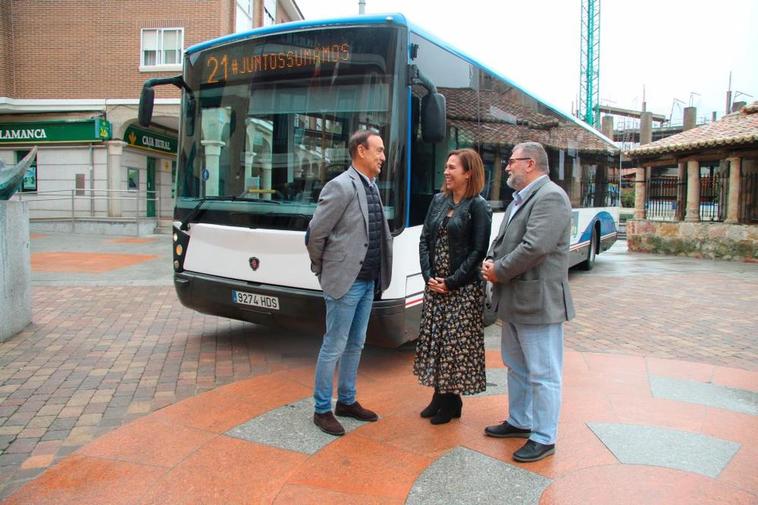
[419,193,492,290]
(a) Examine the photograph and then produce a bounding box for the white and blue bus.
[139,13,619,346]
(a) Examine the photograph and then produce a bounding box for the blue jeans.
[501,321,564,445]
[313,279,375,414]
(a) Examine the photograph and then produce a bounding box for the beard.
[506,173,525,190]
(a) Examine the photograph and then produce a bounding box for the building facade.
[0,0,303,234]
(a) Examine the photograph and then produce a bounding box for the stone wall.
[627,219,758,262]
[0,201,32,342]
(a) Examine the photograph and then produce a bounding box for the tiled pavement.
[0,233,756,503]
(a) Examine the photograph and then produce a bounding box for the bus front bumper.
[174,271,409,347]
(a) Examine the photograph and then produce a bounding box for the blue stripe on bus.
[577,211,617,243]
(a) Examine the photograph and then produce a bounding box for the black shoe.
[484,421,531,438]
[334,400,379,422]
[313,411,345,436]
[512,440,555,462]
[430,394,462,425]
[420,390,442,418]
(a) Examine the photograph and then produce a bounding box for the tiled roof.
[625,101,758,158]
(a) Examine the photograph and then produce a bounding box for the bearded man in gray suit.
[306,129,393,436]
[481,141,575,463]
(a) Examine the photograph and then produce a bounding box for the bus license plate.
[232,290,279,310]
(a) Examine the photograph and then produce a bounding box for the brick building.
[0,0,303,234]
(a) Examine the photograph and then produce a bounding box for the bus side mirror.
[138,84,155,127]
[421,92,446,143]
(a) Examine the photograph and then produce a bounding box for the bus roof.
[186,13,615,148]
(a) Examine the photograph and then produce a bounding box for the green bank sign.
[124,125,177,154]
[0,119,111,143]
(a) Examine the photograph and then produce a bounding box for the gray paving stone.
[406,447,551,505]
[588,422,740,478]
[473,368,508,397]
[650,375,758,416]
[226,397,370,455]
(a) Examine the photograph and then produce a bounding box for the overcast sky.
[294,0,758,125]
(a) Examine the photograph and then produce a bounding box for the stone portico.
[625,102,758,262]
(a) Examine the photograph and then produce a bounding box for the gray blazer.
[487,177,575,325]
[306,167,393,299]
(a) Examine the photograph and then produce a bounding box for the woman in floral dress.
[413,148,492,424]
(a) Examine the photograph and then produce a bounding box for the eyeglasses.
[503,157,532,167]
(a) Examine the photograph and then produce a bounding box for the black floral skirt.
[413,224,486,395]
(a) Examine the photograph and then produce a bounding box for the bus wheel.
[579,229,598,271]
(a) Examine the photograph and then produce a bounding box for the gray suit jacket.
[306,167,393,299]
[487,177,575,325]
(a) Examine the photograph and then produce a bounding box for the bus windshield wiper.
[179,195,241,231]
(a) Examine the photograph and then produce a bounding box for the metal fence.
[742,170,758,223]
[699,168,729,222]
[13,189,161,222]
[645,176,682,221]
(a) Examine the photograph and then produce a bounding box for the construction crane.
[579,0,600,127]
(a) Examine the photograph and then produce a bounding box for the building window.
[263,0,276,26]
[236,0,253,32]
[141,28,183,70]
[127,168,139,191]
[16,150,37,192]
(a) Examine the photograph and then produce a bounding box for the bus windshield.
[176,26,401,230]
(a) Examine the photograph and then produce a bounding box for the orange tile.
[582,352,648,377]
[607,395,707,433]
[109,237,159,244]
[646,357,714,383]
[77,416,217,468]
[719,445,758,495]
[701,408,758,446]
[288,434,432,498]
[141,436,307,505]
[358,413,483,457]
[3,454,162,505]
[273,484,404,505]
[149,394,261,434]
[540,464,756,505]
[711,366,758,393]
[559,389,618,424]
[31,252,158,273]
[485,349,504,369]
[30,233,47,239]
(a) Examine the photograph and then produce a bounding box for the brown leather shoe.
[334,400,379,422]
[313,412,345,436]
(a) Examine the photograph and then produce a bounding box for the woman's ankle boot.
[430,394,457,425]
[451,393,462,418]
[420,389,441,418]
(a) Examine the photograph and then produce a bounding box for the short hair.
[348,129,380,160]
[513,141,549,173]
[442,148,486,199]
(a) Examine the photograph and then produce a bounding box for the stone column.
[634,166,646,219]
[601,115,614,139]
[107,140,126,217]
[685,160,701,222]
[675,161,686,221]
[725,156,742,224]
[0,201,31,342]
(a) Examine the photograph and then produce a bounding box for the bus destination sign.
[202,43,352,85]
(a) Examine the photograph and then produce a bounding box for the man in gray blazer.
[481,141,575,462]
[306,129,393,436]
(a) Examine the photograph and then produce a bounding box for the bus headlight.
[175,244,183,256]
